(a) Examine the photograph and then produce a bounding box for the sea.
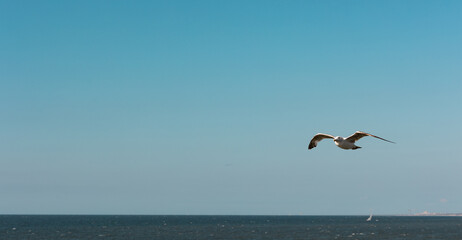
[1,215,461,239]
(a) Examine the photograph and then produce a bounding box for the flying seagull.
[308,131,395,150]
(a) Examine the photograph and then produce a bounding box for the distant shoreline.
[1,213,462,216]
[397,211,462,217]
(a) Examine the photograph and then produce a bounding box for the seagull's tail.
[352,146,361,150]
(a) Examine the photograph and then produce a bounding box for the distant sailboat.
[366,212,372,222]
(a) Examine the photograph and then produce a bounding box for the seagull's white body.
[333,137,356,150]
[308,131,395,150]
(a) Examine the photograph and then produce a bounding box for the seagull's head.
[334,136,343,142]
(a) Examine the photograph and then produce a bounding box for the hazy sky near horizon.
[1,0,462,215]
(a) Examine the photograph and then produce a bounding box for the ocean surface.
[1,215,461,239]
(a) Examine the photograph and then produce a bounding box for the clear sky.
[1,0,461,215]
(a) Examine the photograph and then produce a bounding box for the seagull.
[308,131,395,150]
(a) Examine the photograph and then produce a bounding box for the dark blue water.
[1,215,461,239]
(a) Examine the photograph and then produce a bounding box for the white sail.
[366,212,372,221]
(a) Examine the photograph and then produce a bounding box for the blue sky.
[1,0,461,215]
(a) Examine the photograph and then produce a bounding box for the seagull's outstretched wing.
[308,133,335,149]
[345,131,395,144]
